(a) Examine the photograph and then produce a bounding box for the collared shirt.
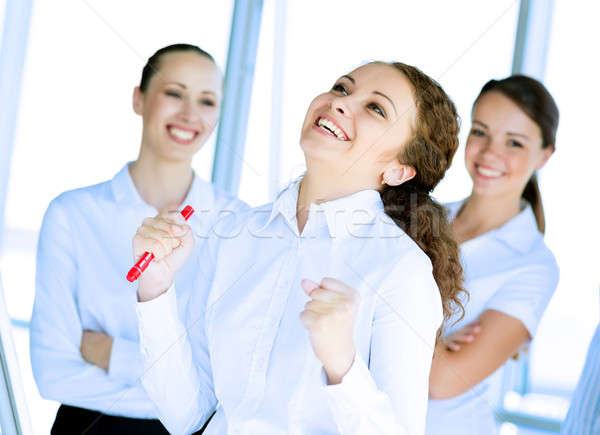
[137,180,443,434]
[562,323,600,434]
[30,163,247,418]
[426,199,559,435]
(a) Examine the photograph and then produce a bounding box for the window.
[238,0,519,206]
[1,1,233,432]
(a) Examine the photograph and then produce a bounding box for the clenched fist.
[300,278,359,385]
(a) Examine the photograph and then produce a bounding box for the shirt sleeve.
[108,336,144,385]
[324,247,443,435]
[484,253,559,337]
[30,197,150,412]
[562,324,600,435]
[137,236,218,435]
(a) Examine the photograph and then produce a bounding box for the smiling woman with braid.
[133,61,465,434]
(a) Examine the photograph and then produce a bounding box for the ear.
[132,86,144,116]
[381,163,416,186]
[535,145,554,170]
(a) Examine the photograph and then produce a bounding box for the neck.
[297,164,377,232]
[453,191,521,243]
[129,149,193,212]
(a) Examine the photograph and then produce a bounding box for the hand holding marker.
[126,205,194,282]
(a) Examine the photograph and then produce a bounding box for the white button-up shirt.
[426,200,559,435]
[137,180,443,434]
[30,163,247,418]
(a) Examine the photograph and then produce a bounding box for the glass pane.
[1,1,233,431]
[528,0,600,396]
[238,0,519,206]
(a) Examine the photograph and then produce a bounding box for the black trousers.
[51,405,211,435]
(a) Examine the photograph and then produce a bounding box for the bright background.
[1,1,599,433]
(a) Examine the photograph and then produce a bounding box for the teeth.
[169,127,196,141]
[317,118,346,140]
[477,166,502,177]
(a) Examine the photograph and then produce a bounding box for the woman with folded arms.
[133,61,466,434]
[426,75,559,434]
[30,44,246,434]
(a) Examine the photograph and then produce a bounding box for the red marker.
[126,205,194,282]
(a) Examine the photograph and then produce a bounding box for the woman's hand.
[80,331,113,371]
[442,321,481,352]
[133,210,194,302]
[300,278,359,385]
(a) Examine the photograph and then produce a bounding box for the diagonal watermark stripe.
[81,259,258,433]
[340,257,498,414]
[79,0,263,178]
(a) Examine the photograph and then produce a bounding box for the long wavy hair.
[378,62,466,326]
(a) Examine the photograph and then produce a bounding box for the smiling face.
[300,63,417,190]
[133,51,222,163]
[465,91,553,198]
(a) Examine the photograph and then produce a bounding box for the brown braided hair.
[378,62,466,325]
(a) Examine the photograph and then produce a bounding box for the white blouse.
[30,163,247,418]
[137,180,443,434]
[425,200,559,435]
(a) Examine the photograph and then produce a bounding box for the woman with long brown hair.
[133,61,464,434]
[427,75,559,434]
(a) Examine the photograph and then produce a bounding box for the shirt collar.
[259,178,384,239]
[111,161,211,211]
[447,198,542,253]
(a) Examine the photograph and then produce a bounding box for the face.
[300,63,416,189]
[465,91,553,198]
[133,51,222,162]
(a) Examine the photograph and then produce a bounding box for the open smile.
[166,124,200,145]
[312,115,349,141]
[475,163,505,179]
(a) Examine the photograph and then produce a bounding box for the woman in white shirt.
[426,75,560,434]
[133,61,466,434]
[30,44,246,434]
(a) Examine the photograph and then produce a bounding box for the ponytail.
[522,173,545,233]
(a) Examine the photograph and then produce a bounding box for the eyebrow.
[340,75,397,116]
[166,82,217,95]
[473,120,530,140]
[374,91,397,115]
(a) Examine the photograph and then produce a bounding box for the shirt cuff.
[321,356,373,432]
[108,336,144,386]
[136,284,185,363]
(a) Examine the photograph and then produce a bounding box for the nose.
[332,96,352,118]
[179,98,199,123]
[480,136,504,158]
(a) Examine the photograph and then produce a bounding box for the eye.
[509,140,523,148]
[470,128,486,137]
[165,90,182,99]
[331,83,348,96]
[368,102,386,118]
[200,98,216,107]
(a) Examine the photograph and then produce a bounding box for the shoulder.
[511,237,559,286]
[43,180,113,223]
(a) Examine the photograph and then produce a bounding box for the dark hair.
[474,75,559,233]
[379,62,466,326]
[139,43,215,93]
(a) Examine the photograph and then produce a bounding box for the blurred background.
[0,0,598,433]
